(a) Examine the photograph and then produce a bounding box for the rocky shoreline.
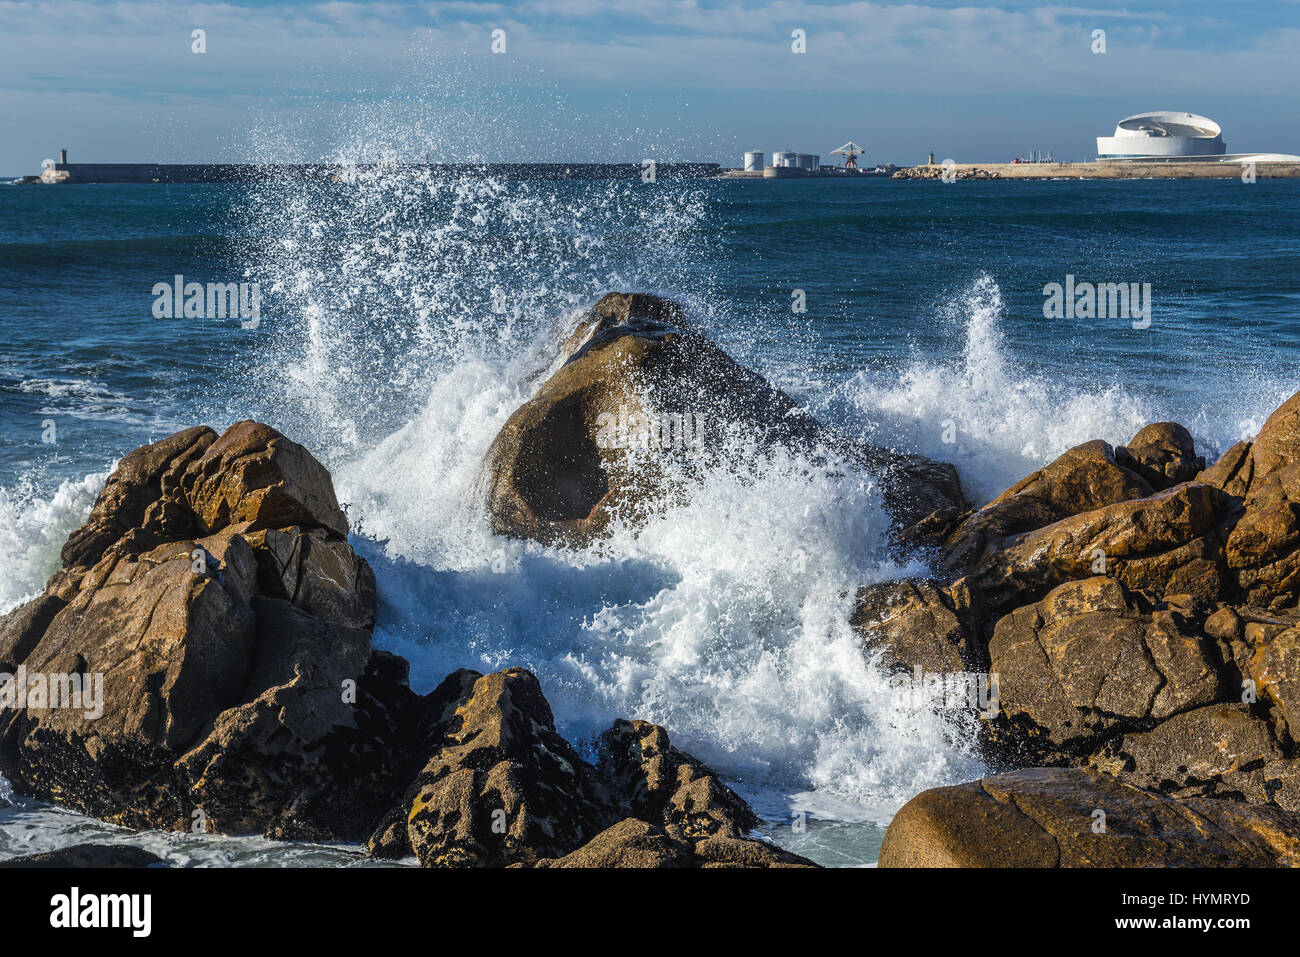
[4,290,1300,867]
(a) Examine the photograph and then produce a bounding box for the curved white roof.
[1111,111,1221,139]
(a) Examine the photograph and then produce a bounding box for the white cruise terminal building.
[1096,111,1300,163]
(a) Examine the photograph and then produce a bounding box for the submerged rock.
[0,844,168,868]
[483,292,965,547]
[878,767,1300,867]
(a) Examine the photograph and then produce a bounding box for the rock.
[370,669,818,868]
[942,440,1153,572]
[0,843,168,868]
[1117,422,1204,491]
[396,668,615,867]
[965,481,1229,614]
[0,421,403,842]
[878,767,1300,867]
[1087,703,1285,800]
[850,580,978,673]
[1197,440,1254,498]
[184,420,348,538]
[987,577,1226,756]
[58,425,215,573]
[1225,394,1300,608]
[1249,625,1300,740]
[532,819,695,868]
[483,292,964,547]
[597,718,758,840]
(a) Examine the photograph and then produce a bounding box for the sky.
[1,0,1298,173]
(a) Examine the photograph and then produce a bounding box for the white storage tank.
[772,150,797,168]
[796,153,819,172]
[743,151,764,171]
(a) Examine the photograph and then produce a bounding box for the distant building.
[1096,112,1300,163]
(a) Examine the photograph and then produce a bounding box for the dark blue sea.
[1,173,1297,865]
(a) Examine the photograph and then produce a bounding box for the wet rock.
[483,292,964,547]
[942,440,1153,572]
[1117,422,1204,491]
[988,577,1226,756]
[965,482,1229,613]
[0,844,168,868]
[850,580,977,673]
[878,767,1300,867]
[1197,440,1254,498]
[597,718,758,840]
[370,669,817,868]
[0,421,401,841]
[396,668,615,867]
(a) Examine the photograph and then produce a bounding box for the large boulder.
[0,421,406,840]
[940,440,1153,571]
[878,767,1300,867]
[987,577,1226,757]
[963,481,1230,615]
[1116,422,1204,491]
[483,292,965,547]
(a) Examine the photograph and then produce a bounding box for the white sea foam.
[0,469,109,614]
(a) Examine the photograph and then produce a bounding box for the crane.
[830,141,865,169]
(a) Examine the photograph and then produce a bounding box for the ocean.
[1,172,1297,866]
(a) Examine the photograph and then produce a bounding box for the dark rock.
[0,843,168,868]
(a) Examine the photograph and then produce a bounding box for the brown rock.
[988,577,1225,754]
[942,440,1153,571]
[850,579,976,673]
[483,292,964,547]
[878,767,1300,867]
[184,420,348,537]
[1117,422,1204,491]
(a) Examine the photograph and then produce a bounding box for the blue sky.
[1,0,1298,172]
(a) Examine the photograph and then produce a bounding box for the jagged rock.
[1198,440,1254,498]
[878,767,1300,867]
[58,425,215,574]
[369,669,817,868]
[1087,703,1285,800]
[184,420,348,538]
[942,440,1153,571]
[988,577,1225,756]
[0,421,403,841]
[0,844,168,868]
[850,580,977,673]
[396,668,615,867]
[1117,422,1204,491]
[597,718,758,840]
[483,292,964,546]
[964,482,1229,613]
[1249,625,1300,740]
[1226,393,1300,608]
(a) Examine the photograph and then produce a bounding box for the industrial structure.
[830,142,865,168]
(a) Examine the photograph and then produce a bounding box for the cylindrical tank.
[796,153,819,172]
[772,150,797,168]
[743,151,764,171]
